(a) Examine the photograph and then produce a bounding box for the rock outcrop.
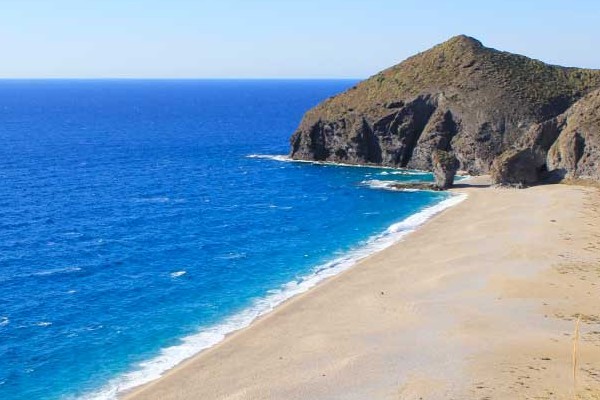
[490,148,545,187]
[432,150,460,189]
[289,35,600,186]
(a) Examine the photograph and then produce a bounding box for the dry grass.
[310,35,600,119]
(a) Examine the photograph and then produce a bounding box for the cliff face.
[289,35,600,184]
[547,88,600,182]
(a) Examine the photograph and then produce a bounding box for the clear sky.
[1,0,599,78]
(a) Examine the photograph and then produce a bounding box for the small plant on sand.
[573,314,581,399]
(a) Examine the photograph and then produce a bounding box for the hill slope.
[289,35,600,184]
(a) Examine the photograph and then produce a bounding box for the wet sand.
[125,177,600,399]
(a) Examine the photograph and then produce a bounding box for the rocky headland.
[289,35,600,187]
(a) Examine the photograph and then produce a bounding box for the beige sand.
[125,177,600,400]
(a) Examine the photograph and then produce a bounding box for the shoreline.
[85,180,465,399]
[246,154,471,177]
[124,177,600,399]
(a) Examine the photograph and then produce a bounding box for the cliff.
[547,88,600,182]
[289,35,600,185]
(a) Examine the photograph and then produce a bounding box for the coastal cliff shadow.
[538,170,566,185]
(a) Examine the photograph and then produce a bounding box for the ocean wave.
[217,252,247,260]
[81,192,467,400]
[247,155,470,182]
[31,267,82,277]
[64,232,84,238]
[246,154,426,172]
[0,317,8,327]
[378,170,427,176]
[86,324,104,331]
[268,204,293,210]
[246,154,291,162]
[169,271,187,278]
[132,197,171,203]
[0,266,84,285]
[131,196,187,204]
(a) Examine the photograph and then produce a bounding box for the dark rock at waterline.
[385,182,442,191]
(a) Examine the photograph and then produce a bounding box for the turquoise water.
[0,80,452,399]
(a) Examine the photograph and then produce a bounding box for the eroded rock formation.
[432,150,460,189]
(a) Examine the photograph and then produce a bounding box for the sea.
[0,80,462,399]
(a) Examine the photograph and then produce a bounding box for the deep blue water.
[0,80,448,399]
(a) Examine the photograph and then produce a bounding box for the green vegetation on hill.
[318,35,600,118]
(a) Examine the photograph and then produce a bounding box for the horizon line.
[0,77,364,81]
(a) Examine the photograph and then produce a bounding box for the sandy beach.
[125,177,600,400]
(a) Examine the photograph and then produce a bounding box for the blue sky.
[1,0,599,78]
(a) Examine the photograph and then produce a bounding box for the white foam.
[361,179,423,192]
[218,252,247,260]
[81,192,466,400]
[36,322,52,327]
[31,267,82,277]
[378,170,427,176]
[169,271,187,278]
[0,317,8,327]
[246,154,426,173]
[64,232,84,237]
[267,204,293,210]
[133,197,171,203]
[246,154,291,162]
[247,156,466,182]
[86,324,104,331]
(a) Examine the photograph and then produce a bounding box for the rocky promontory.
[289,35,600,186]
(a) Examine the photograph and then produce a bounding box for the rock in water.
[289,35,600,186]
[432,150,460,189]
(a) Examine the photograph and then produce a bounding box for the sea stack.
[432,149,460,189]
[289,35,600,186]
